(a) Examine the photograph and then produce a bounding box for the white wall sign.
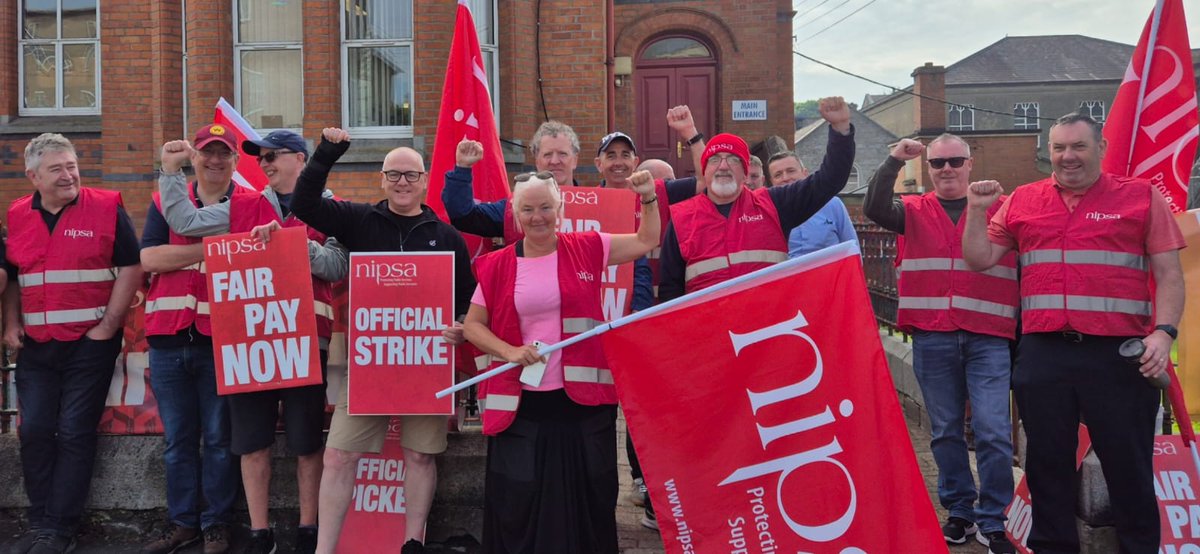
[732,100,767,121]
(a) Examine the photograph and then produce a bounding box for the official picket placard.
[204,227,322,395]
[348,252,455,415]
[601,249,945,552]
[336,417,409,552]
[560,186,635,320]
[1153,435,1200,552]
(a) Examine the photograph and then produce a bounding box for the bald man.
[637,158,676,182]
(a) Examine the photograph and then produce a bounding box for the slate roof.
[944,35,1133,84]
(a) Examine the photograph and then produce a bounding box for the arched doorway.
[634,35,717,178]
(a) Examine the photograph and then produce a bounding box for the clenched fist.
[967,180,1003,210]
[890,138,924,161]
[629,170,655,201]
[456,138,484,168]
[160,140,194,173]
[322,127,350,144]
[818,96,852,134]
[667,105,698,139]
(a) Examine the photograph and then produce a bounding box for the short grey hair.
[511,172,564,233]
[749,155,763,169]
[25,133,76,172]
[1053,113,1104,143]
[530,121,580,157]
[928,133,972,157]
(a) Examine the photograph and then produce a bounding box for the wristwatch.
[1155,324,1178,340]
[686,132,705,146]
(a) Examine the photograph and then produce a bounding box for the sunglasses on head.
[257,150,295,163]
[514,170,555,183]
[927,157,968,169]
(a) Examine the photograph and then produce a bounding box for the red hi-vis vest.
[472,232,614,435]
[1006,174,1153,336]
[228,193,335,339]
[637,179,673,288]
[145,185,257,337]
[897,193,1019,339]
[670,186,788,293]
[6,188,122,342]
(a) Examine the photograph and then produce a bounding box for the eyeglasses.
[197,148,235,160]
[514,170,555,183]
[707,154,743,169]
[257,150,296,163]
[927,157,969,169]
[381,170,425,183]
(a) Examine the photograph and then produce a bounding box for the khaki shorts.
[325,371,449,455]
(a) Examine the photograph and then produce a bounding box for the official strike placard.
[348,252,455,415]
[204,227,321,395]
[560,186,635,320]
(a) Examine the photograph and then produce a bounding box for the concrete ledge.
[879,331,930,432]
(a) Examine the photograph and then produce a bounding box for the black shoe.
[941,516,978,544]
[4,528,41,554]
[400,539,425,554]
[640,494,659,531]
[26,532,75,554]
[243,528,275,554]
[295,527,317,554]
[977,530,1017,554]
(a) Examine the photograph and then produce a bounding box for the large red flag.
[426,0,509,255]
[601,246,946,553]
[213,97,269,191]
[1102,0,1198,213]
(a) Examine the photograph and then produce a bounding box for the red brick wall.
[0,0,17,119]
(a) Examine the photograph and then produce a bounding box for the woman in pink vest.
[464,170,660,553]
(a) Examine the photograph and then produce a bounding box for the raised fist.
[456,138,484,168]
[967,180,1003,210]
[629,170,655,200]
[818,96,852,133]
[322,127,350,144]
[160,140,194,173]
[890,138,924,161]
[667,105,698,139]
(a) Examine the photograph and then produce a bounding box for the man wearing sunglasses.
[657,96,855,302]
[863,134,1018,554]
[291,128,476,554]
[155,129,348,554]
[964,114,1184,554]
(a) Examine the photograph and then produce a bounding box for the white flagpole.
[435,241,861,398]
[1125,0,1166,174]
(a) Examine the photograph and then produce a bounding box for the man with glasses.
[291,128,475,554]
[657,96,855,302]
[154,130,348,554]
[767,151,858,257]
[863,134,1018,554]
[139,124,260,554]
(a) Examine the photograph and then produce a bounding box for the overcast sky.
[791,0,1200,105]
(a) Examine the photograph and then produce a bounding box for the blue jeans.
[16,336,121,534]
[148,344,236,530]
[912,330,1015,533]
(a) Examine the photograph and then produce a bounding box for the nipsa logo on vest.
[576,270,594,282]
[738,214,764,224]
[1085,212,1121,221]
[62,228,94,238]
[207,237,267,263]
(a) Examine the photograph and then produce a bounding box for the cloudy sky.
[791,0,1200,104]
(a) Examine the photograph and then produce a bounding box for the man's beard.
[711,179,738,197]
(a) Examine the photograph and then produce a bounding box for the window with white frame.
[467,0,499,120]
[235,0,303,130]
[1080,100,1105,122]
[19,0,100,115]
[342,0,414,136]
[948,104,975,131]
[1013,102,1040,130]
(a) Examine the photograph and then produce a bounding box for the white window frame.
[18,0,101,116]
[340,0,415,139]
[1013,102,1040,130]
[468,0,500,125]
[232,0,304,132]
[1080,100,1105,122]
[947,104,975,131]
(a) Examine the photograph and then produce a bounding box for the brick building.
[0,0,797,231]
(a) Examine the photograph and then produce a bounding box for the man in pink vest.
[963,113,1185,554]
[657,96,855,301]
[156,130,348,554]
[864,134,1018,554]
[1,133,142,554]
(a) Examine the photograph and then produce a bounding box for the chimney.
[912,62,947,135]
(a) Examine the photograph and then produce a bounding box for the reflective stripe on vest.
[481,393,519,412]
[1019,249,1147,270]
[314,300,335,320]
[22,306,106,326]
[18,267,117,287]
[146,295,211,315]
[685,249,787,282]
[900,257,1018,281]
[564,365,614,385]
[898,296,1018,319]
[562,317,602,334]
[1022,294,1152,316]
[647,247,661,260]
[475,353,491,371]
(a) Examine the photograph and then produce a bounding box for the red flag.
[426,1,509,256]
[1102,0,1198,213]
[601,248,945,553]
[213,97,269,191]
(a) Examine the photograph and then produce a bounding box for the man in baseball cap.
[243,130,309,158]
[657,96,857,302]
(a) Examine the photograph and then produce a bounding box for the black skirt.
[482,389,619,554]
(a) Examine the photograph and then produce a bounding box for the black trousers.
[1014,333,1160,554]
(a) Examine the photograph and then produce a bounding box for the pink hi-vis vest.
[7,188,121,342]
[1006,174,1153,336]
[473,232,614,435]
[145,185,257,337]
[229,193,336,339]
[897,192,1019,340]
[670,186,788,293]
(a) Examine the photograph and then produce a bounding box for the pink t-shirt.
[471,233,612,391]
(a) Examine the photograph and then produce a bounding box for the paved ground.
[1,409,1013,553]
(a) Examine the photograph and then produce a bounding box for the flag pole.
[1124,0,1166,174]
[436,241,862,398]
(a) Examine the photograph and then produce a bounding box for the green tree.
[793,100,820,118]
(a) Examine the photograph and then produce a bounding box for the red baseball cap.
[194,124,237,152]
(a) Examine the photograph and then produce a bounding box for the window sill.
[0,115,101,135]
